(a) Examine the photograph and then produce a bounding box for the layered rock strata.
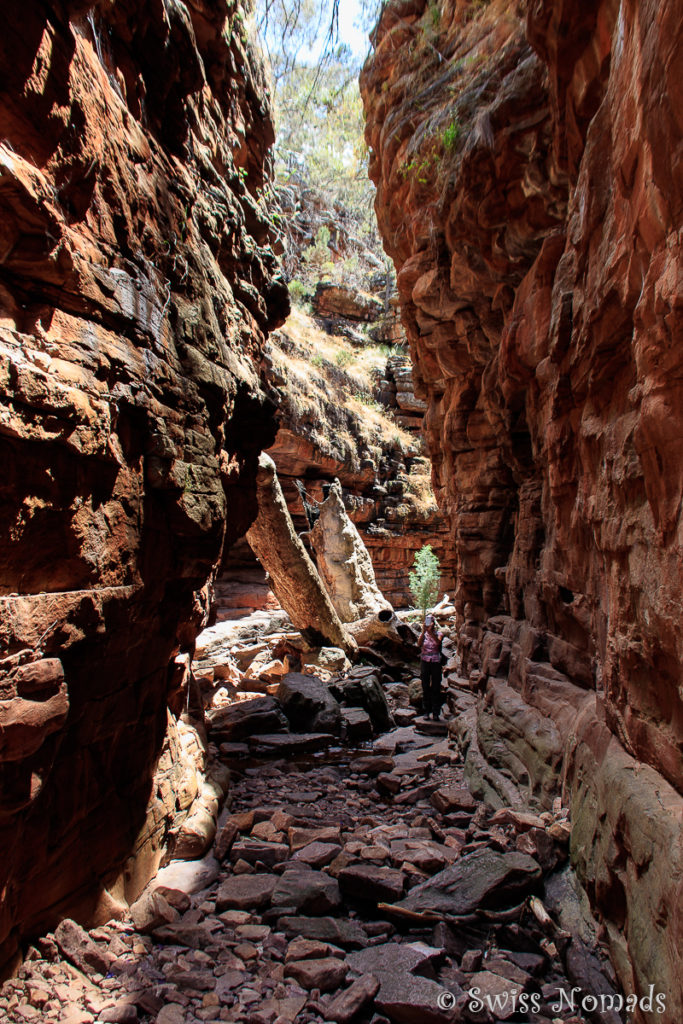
[362,0,683,1016]
[0,0,286,974]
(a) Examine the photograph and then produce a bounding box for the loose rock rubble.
[1,712,623,1024]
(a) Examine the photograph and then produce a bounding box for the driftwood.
[246,455,357,656]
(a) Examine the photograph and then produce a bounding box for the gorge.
[0,0,681,1023]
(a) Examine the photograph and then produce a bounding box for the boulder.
[388,848,542,919]
[277,673,342,734]
[207,696,289,741]
[310,479,394,622]
[340,674,394,732]
[341,707,373,738]
[129,891,179,934]
[151,853,220,895]
[246,454,357,654]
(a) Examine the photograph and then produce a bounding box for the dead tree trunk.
[246,454,357,656]
[310,480,392,623]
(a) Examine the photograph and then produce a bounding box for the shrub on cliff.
[409,544,441,616]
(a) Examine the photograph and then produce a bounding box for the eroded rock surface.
[0,0,287,972]
[361,0,683,1014]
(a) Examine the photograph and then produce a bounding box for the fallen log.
[310,480,393,622]
[246,454,357,656]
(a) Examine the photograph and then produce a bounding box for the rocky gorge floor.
[0,652,626,1024]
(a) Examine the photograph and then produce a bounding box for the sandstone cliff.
[362,0,682,1016]
[0,0,286,973]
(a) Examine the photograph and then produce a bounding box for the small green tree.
[409,544,441,617]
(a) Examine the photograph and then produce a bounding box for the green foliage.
[399,153,435,183]
[427,1,440,30]
[353,391,383,412]
[409,544,441,616]
[288,279,310,305]
[374,342,407,359]
[400,115,463,186]
[302,225,335,278]
[256,0,385,292]
[442,119,461,151]
[335,349,354,368]
[310,353,325,368]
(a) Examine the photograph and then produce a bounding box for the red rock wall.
[362,0,682,1016]
[0,0,287,973]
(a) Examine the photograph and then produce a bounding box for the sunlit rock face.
[362,0,683,1014]
[0,0,287,972]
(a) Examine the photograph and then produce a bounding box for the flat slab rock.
[466,970,524,1021]
[325,974,380,1024]
[207,696,288,740]
[215,874,277,910]
[272,867,342,914]
[338,863,406,903]
[347,942,456,1024]
[292,840,343,867]
[389,847,542,919]
[151,853,220,895]
[373,727,435,755]
[431,785,477,813]
[340,706,373,736]
[414,717,448,737]
[351,754,395,775]
[277,915,368,948]
[229,838,289,867]
[284,956,348,992]
[248,732,335,755]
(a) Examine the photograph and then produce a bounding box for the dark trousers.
[420,659,442,716]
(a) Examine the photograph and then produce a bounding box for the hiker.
[418,613,444,720]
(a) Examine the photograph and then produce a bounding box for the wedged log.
[247,455,357,655]
[310,480,393,622]
[347,608,418,658]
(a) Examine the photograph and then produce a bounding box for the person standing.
[418,614,444,720]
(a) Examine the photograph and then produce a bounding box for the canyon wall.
[0,0,287,973]
[362,0,682,1016]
